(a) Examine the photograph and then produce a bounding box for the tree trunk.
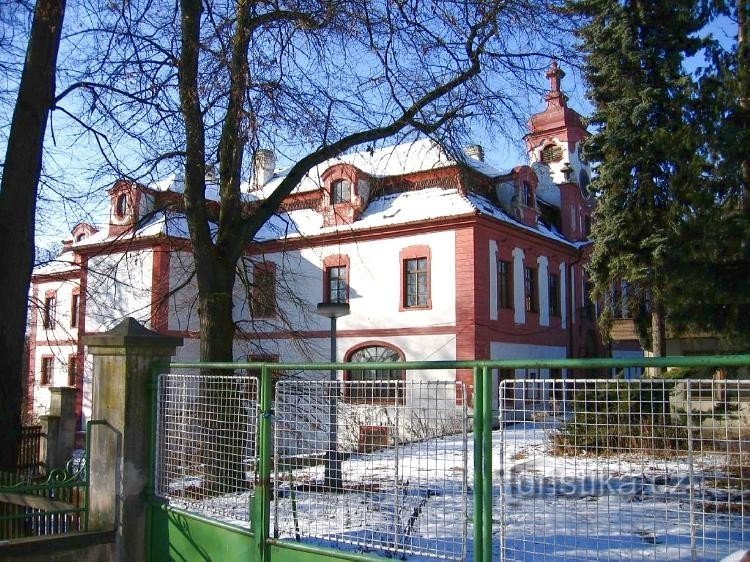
[0,0,66,472]
[649,306,667,378]
[196,261,247,493]
[197,282,236,364]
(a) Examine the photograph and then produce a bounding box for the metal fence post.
[498,378,506,560]
[253,363,274,562]
[686,380,697,562]
[482,365,494,562]
[473,366,484,562]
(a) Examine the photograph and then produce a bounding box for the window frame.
[67,355,77,387]
[522,181,534,207]
[251,263,277,318]
[399,245,431,311]
[114,193,129,218]
[524,266,538,313]
[344,343,405,404]
[549,272,560,317]
[40,356,54,386]
[325,265,349,304]
[70,291,80,328]
[497,258,513,310]
[43,293,56,329]
[331,179,351,205]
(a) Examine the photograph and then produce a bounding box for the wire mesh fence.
[498,378,750,561]
[272,379,469,561]
[154,372,259,525]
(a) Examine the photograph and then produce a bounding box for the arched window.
[346,343,404,403]
[540,144,563,163]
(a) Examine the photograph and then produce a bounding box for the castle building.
[27,63,605,429]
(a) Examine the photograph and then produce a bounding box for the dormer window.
[540,144,563,164]
[331,179,351,204]
[522,181,534,207]
[115,193,129,218]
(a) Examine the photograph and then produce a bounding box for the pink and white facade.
[27,63,604,428]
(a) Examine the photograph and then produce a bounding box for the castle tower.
[525,61,591,190]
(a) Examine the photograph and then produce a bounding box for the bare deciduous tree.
[63,0,577,365]
[0,0,67,472]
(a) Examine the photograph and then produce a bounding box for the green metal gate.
[146,355,750,561]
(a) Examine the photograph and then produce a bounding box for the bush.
[552,381,688,457]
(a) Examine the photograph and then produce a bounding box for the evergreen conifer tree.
[570,0,708,357]
[665,1,750,343]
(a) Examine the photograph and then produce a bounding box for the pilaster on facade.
[512,247,525,325]
[537,255,550,327]
[559,261,568,329]
[488,240,499,321]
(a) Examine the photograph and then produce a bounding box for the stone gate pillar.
[39,386,77,471]
[83,318,182,562]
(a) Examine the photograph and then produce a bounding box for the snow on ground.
[163,421,749,561]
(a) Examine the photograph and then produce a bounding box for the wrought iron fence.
[17,424,45,477]
[0,423,92,541]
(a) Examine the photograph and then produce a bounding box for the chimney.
[464,144,485,162]
[253,149,277,188]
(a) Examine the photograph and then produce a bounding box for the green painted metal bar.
[145,364,161,561]
[267,538,392,561]
[472,366,484,562]
[482,365,494,562]
[170,354,750,372]
[147,499,255,535]
[253,363,274,562]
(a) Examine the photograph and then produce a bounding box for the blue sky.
[1,7,738,254]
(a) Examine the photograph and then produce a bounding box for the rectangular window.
[70,293,79,328]
[497,259,512,309]
[404,257,428,308]
[331,179,351,204]
[549,273,560,317]
[252,266,276,318]
[522,182,534,206]
[326,266,348,303]
[524,266,538,313]
[40,356,53,386]
[67,355,77,387]
[43,296,56,329]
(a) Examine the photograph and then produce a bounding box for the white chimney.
[464,144,485,162]
[253,149,277,188]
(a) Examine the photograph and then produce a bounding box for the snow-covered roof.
[39,139,581,274]
[33,251,79,276]
[239,139,506,201]
[145,139,507,204]
[59,184,581,257]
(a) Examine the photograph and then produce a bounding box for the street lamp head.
[316,302,350,319]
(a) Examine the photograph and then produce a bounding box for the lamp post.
[316,301,350,490]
